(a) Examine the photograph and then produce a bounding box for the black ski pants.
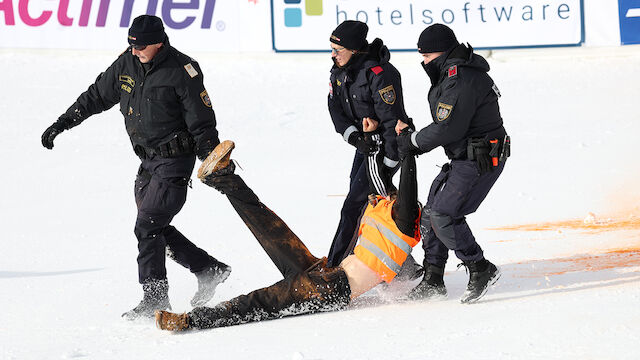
[189,174,351,329]
[134,154,214,283]
[421,159,505,268]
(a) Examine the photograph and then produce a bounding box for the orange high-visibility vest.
[353,197,420,283]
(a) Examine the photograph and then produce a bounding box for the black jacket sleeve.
[328,75,359,142]
[369,66,407,163]
[60,55,123,129]
[414,75,475,154]
[175,61,220,160]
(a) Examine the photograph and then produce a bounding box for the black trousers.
[134,154,214,283]
[189,175,351,329]
[422,160,506,268]
[327,151,398,267]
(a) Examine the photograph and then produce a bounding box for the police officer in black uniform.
[397,24,510,303]
[327,20,411,267]
[41,15,231,319]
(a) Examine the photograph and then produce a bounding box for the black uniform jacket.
[328,38,409,165]
[61,42,219,159]
[412,44,506,160]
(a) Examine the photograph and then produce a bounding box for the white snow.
[1,45,640,359]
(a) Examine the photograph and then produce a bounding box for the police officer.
[397,24,510,303]
[41,15,231,319]
[327,20,411,267]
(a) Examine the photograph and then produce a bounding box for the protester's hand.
[397,127,421,159]
[41,121,66,149]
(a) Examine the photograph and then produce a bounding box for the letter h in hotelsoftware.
[619,0,640,44]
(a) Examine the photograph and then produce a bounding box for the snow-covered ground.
[1,45,639,359]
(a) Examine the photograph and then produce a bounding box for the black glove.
[348,132,377,155]
[201,162,237,193]
[397,128,421,159]
[41,119,68,149]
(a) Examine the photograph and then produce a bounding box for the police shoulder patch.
[447,65,458,78]
[436,102,453,122]
[378,85,396,105]
[200,90,212,108]
[371,66,384,75]
[184,63,198,78]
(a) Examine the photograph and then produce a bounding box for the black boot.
[394,254,425,282]
[122,279,171,320]
[408,264,447,300]
[460,259,500,304]
[191,259,232,307]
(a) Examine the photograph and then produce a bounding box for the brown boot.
[155,310,190,331]
[197,140,235,179]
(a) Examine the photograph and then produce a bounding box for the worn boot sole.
[155,310,190,331]
[191,266,232,307]
[460,267,501,304]
[197,140,235,179]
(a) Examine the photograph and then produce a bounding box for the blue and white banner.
[271,0,584,51]
[618,0,640,44]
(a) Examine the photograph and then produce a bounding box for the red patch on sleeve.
[448,65,457,77]
[371,66,384,75]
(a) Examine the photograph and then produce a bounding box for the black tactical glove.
[397,127,421,159]
[348,132,377,155]
[41,118,71,149]
[201,163,237,193]
[363,129,382,151]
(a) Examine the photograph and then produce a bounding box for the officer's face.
[421,52,444,65]
[132,43,163,63]
[331,44,353,67]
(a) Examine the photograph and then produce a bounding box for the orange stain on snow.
[489,216,640,233]
[515,248,640,277]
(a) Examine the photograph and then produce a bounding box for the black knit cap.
[330,20,368,51]
[128,15,166,45]
[417,24,459,53]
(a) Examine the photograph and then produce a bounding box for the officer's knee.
[429,210,457,249]
[134,216,165,240]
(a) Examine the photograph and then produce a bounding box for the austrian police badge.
[378,85,396,105]
[436,102,453,122]
[200,90,212,108]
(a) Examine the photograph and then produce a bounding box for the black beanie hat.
[128,15,166,45]
[417,24,459,53]
[330,20,368,51]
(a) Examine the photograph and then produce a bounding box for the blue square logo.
[619,0,640,44]
[284,8,302,27]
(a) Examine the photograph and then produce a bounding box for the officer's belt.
[134,132,195,160]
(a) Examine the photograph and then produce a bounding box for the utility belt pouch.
[466,138,489,161]
[156,132,195,158]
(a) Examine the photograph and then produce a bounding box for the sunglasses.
[132,44,147,51]
[331,46,347,54]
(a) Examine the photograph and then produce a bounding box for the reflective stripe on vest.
[361,216,413,256]
[354,198,420,283]
[358,234,403,275]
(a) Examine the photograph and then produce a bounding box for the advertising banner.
[271,0,585,51]
[0,0,241,51]
[618,0,640,44]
